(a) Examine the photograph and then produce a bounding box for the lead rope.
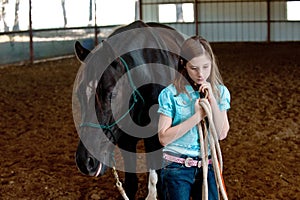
[198,89,228,200]
[112,166,129,200]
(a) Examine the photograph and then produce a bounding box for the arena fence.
[0,26,116,65]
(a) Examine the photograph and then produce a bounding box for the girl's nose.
[196,69,202,76]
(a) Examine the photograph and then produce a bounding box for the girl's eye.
[188,65,197,70]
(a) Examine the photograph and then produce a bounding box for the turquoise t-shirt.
[157,84,230,157]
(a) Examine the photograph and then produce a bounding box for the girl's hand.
[195,99,206,122]
[199,82,213,102]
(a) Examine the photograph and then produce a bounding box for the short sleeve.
[157,88,174,118]
[218,85,231,111]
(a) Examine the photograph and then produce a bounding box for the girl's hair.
[173,36,223,101]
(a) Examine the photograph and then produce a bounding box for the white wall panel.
[143,5,159,22]
[199,22,267,42]
[168,23,195,37]
[197,2,267,22]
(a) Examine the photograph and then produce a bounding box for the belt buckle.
[184,157,193,167]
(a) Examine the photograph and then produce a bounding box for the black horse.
[73,20,184,199]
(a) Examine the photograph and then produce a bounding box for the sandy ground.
[0,42,299,200]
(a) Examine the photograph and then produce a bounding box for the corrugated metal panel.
[143,4,159,22]
[272,22,300,41]
[196,1,268,41]
[167,23,195,37]
[270,1,286,20]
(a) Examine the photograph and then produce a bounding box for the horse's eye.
[109,92,117,100]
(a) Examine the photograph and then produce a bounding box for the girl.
[157,36,230,200]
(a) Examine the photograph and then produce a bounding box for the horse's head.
[73,40,127,176]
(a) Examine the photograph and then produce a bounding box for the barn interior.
[0,0,299,199]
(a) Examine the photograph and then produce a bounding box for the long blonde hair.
[174,36,223,101]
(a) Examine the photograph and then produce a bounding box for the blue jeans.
[160,157,219,200]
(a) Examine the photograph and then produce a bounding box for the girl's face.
[186,54,211,85]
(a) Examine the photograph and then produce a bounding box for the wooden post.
[29,0,33,64]
[267,0,271,43]
[94,0,98,47]
[194,0,199,36]
[137,0,143,20]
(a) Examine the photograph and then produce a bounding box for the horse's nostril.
[87,157,94,170]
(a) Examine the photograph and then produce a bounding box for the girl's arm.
[208,95,230,140]
[158,100,206,146]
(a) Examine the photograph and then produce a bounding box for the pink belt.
[163,153,212,168]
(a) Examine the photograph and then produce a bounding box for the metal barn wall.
[141,0,300,42]
[1,0,299,65]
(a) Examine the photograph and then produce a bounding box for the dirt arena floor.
[0,42,299,200]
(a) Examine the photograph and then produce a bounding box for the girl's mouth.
[197,78,204,83]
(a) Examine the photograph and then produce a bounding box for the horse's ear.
[74,41,91,63]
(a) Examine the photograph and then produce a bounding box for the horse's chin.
[94,163,103,177]
[93,163,106,177]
